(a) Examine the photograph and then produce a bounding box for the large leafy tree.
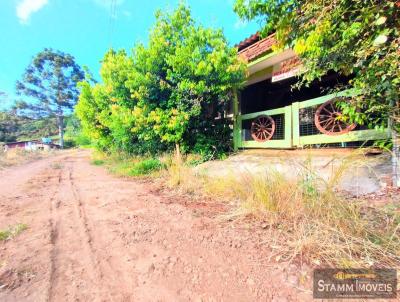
[76,50,136,153]
[16,49,84,148]
[234,0,400,185]
[76,5,245,156]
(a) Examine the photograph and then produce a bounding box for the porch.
[233,39,390,150]
[233,90,390,150]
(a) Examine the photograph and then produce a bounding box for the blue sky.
[0,0,259,109]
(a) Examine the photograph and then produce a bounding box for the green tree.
[77,5,245,157]
[76,50,136,152]
[0,110,20,142]
[64,114,91,147]
[17,116,57,140]
[0,109,58,143]
[234,0,400,185]
[16,48,84,148]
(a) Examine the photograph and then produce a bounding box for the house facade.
[3,139,59,152]
[232,33,390,150]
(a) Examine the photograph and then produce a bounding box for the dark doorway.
[240,72,350,114]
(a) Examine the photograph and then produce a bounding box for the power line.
[108,0,117,48]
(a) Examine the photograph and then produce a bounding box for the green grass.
[91,159,105,166]
[0,223,28,241]
[91,152,166,177]
[127,158,164,176]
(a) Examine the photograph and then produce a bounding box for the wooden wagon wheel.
[251,115,275,142]
[314,99,356,136]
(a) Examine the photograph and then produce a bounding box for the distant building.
[3,139,59,152]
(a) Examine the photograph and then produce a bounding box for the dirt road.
[0,150,312,301]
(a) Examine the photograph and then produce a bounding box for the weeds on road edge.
[91,149,400,268]
[91,159,105,166]
[166,150,400,268]
[91,151,166,177]
[50,162,63,169]
[0,224,28,241]
[0,149,50,169]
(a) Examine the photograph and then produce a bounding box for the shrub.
[76,5,245,157]
[63,138,76,148]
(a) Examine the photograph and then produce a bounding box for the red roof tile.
[238,33,276,62]
[236,32,260,51]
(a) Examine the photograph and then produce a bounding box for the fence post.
[233,89,240,151]
[284,105,293,148]
[292,102,300,147]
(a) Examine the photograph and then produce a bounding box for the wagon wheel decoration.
[314,99,356,136]
[251,115,276,142]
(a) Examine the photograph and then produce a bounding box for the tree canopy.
[76,5,245,156]
[0,110,58,143]
[0,111,21,142]
[16,48,84,147]
[234,0,400,130]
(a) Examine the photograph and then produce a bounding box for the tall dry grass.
[166,151,400,268]
[0,148,48,169]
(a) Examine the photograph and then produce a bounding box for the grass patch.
[91,152,166,177]
[166,151,400,268]
[127,158,164,176]
[50,162,63,169]
[0,224,28,241]
[91,159,105,166]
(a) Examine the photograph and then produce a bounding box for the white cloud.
[16,0,49,24]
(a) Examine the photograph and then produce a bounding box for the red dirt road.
[0,150,312,301]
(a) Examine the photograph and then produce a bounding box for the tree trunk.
[392,130,400,187]
[58,115,64,149]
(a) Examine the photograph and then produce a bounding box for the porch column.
[233,88,240,151]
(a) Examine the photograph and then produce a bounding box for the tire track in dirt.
[46,159,111,302]
[46,168,62,302]
[67,158,138,301]
[0,159,65,302]
[66,163,109,297]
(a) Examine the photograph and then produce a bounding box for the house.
[232,33,390,150]
[3,139,59,152]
